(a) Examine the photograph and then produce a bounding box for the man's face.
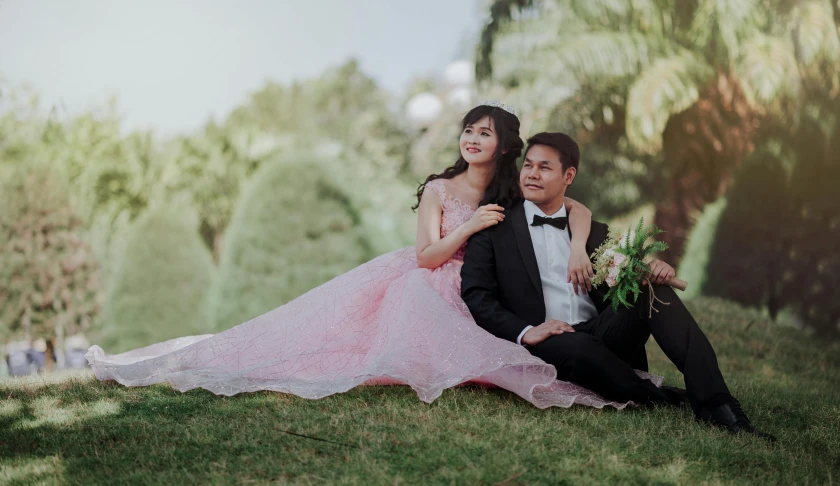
[519,144,576,208]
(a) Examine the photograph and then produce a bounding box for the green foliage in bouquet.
[590,218,668,311]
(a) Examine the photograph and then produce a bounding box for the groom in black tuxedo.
[461,132,774,441]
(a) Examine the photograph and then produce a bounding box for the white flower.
[606,275,617,287]
[604,248,615,258]
[618,231,635,248]
[608,265,620,279]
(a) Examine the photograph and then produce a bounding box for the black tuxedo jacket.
[460,201,649,371]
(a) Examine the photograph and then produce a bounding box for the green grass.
[2,298,839,485]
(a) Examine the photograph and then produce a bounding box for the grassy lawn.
[1,298,838,485]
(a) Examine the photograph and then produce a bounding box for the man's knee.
[529,332,607,381]
[651,284,680,303]
[640,284,690,319]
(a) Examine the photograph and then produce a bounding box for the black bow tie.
[531,215,568,230]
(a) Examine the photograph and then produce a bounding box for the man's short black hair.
[524,132,580,172]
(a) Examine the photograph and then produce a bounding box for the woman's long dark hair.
[412,105,524,211]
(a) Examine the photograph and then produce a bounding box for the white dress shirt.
[516,200,599,345]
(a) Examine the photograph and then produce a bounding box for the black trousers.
[527,285,731,412]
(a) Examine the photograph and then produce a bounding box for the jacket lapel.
[511,203,544,299]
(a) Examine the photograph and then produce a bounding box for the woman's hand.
[466,204,505,235]
[567,243,594,295]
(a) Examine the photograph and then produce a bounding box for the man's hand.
[522,320,575,346]
[568,242,594,295]
[647,259,675,285]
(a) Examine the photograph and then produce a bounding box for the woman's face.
[460,115,499,166]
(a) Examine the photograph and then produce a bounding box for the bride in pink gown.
[87,102,660,409]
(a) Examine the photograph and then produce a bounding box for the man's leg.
[580,284,732,412]
[527,331,671,405]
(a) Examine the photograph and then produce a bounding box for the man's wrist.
[516,325,534,346]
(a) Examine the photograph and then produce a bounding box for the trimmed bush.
[704,150,789,319]
[100,207,215,352]
[677,197,727,300]
[210,155,371,330]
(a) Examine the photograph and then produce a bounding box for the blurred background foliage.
[480,0,840,337]
[1,0,838,366]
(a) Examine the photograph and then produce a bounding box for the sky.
[0,0,481,135]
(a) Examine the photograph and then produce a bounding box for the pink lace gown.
[86,179,660,409]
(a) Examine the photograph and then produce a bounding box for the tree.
[703,151,790,320]
[181,59,413,261]
[701,105,840,338]
[209,155,372,331]
[476,0,836,260]
[675,197,727,300]
[784,122,840,337]
[0,167,103,348]
[0,90,177,283]
[225,59,411,178]
[168,123,278,262]
[697,1,840,336]
[98,206,216,353]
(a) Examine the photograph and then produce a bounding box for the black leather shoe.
[659,386,689,408]
[696,399,777,442]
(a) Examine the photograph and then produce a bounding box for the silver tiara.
[479,100,518,117]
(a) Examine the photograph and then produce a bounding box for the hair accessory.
[479,100,517,117]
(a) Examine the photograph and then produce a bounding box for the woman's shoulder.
[424,179,447,200]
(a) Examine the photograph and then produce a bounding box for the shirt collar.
[524,200,567,224]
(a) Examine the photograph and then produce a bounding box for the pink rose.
[612,253,627,267]
[606,275,617,287]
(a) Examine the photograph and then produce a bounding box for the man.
[460,131,775,441]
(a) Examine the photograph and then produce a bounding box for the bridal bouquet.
[590,218,687,313]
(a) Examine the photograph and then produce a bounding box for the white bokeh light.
[443,59,474,86]
[406,92,443,125]
[447,86,473,108]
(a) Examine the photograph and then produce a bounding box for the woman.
[87,102,655,409]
